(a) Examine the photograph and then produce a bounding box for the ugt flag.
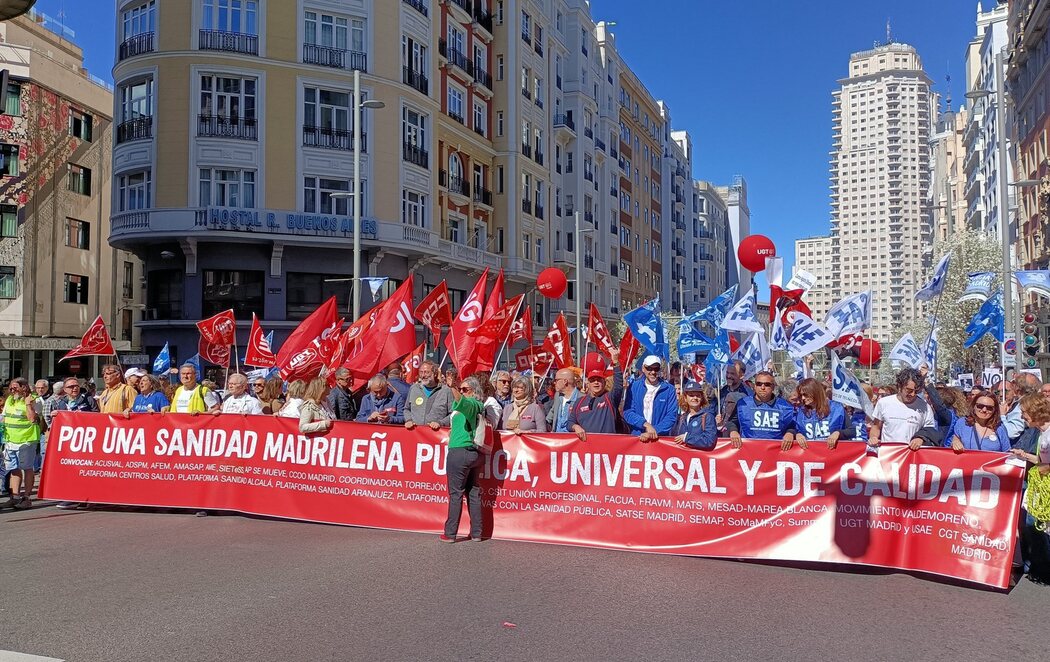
[61,316,115,361]
[624,298,668,359]
[152,342,171,374]
[824,291,872,340]
[915,253,951,302]
[888,333,924,368]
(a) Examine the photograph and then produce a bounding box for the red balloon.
[537,267,568,299]
[737,234,777,272]
[857,339,882,367]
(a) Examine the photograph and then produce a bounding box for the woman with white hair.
[500,376,547,433]
[355,374,405,425]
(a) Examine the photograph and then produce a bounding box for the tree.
[884,228,1002,382]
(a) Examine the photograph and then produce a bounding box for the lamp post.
[574,210,595,362]
[331,70,384,321]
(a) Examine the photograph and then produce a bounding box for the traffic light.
[1023,312,1039,369]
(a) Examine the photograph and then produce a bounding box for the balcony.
[585,211,594,225]
[535,204,545,220]
[473,6,494,35]
[473,186,493,207]
[474,66,493,91]
[303,125,365,152]
[584,127,593,139]
[439,39,474,78]
[610,187,617,197]
[116,116,152,144]
[595,137,606,152]
[447,110,465,125]
[304,44,367,71]
[521,30,531,46]
[521,143,532,158]
[402,66,429,95]
[534,150,544,166]
[199,30,258,56]
[534,40,544,57]
[440,170,470,198]
[119,32,154,61]
[403,142,429,168]
[584,170,593,182]
[198,114,257,140]
[522,198,533,214]
[403,0,428,17]
[522,87,532,101]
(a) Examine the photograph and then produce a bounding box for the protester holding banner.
[220,373,265,415]
[795,378,846,448]
[97,365,138,415]
[727,371,798,450]
[1,378,40,509]
[170,364,220,415]
[385,364,412,400]
[52,377,98,414]
[326,369,358,421]
[1014,393,1050,583]
[127,375,170,414]
[278,380,307,419]
[622,356,679,440]
[869,368,937,449]
[501,376,547,434]
[947,391,1009,452]
[404,361,453,431]
[355,376,405,425]
[299,378,334,435]
[546,368,583,433]
[567,349,624,439]
[442,376,486,543]
[493,371,513,409]
[671,381,717,450]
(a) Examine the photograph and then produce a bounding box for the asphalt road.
[1,502,1046,662]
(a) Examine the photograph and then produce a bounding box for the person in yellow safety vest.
[2,377,41,510]
[169,363,220,414]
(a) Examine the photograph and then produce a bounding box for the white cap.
[642,354,662,367]
[124,367,146,379]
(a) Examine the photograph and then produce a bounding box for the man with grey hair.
[327,367,358,421]
[493,370,513,408]
[220,373,264,415]
[404,360,453,430]
[356,374,405,424]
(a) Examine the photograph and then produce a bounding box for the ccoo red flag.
[443,269,489,376]
[509,305,532,346]
[61,315,115,361]
[344,276,418,380]
[414,281,452,339]
[276,297,339,382]
[543,313,574,369]
[199,336,231,368]
[197,309,237,346]
[587,304,616,359]
[515,344,556,376]
[244,314,276,368]
[470,295,524,341]
[401,342,427,383]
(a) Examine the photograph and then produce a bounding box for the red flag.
[244,314,276,368]
[401,342,426,383]
[443,269,489,376]
[515,344,555,375]
[344,276,418,379]
[199,337,231,368]
[470,295,524,341]
[61,315,115,361]
[482,269,505,322]
[587,304,616,358]
[197,309,237,346]
[414,281,452,339]
[276,297,339,382]
[509,305,532,346]
[543,313,574,369]
[618,329,640,374]
[769,286,808,323]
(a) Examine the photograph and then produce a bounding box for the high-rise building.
[715,176,751,292]
[962,0,1010,235]
[828,43,935,342]
[930,107,968,247]
[662,121,696,315]
[692,180,730,308]
[793,235,835,322]
[0,12,141,383]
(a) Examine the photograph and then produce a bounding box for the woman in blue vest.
[795,378,847,449]
[727,371,798,450]
[947,390,1009,452]
[672,381,717,450]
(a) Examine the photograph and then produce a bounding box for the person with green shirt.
[2,378,41,509]
[441,375,486,543]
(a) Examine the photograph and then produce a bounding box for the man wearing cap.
[546,367,582,433]
[97,364,138,415]
[568,349,623,439]
[622,355,679,440]
[124,367,146,391]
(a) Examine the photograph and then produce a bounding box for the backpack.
[473,413,493,454]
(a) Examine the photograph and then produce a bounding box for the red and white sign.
[42,413,1023,589]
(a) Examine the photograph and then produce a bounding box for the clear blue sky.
[36,0,982,276]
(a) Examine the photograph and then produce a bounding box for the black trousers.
[444,446,483,538]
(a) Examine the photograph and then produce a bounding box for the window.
[287,272,351,320]
[521,11,531,40]
[0,204,16,238]
[496,54,504,80]
[304,176,358,214]
[118,170,152,211]
[123,261,135,300]
[199,168,255,207]
[4,80,20,116]
[148,269,183,318]
[0,144,19,177]
[120,78,154,122]
[448,216,462,243]
[447,86,464,122]
[402,189,427,227]
[473,102,486,136]
[64,274,89,304]
[496,110,504,136]
[202,270,263,317]
[304,86,351,131]
[199,74,256,121]
[122,1,156,39]
[447,24,465,55]
[65,219,90,250]
[522,232,532,259]
[402,107,426,146]
[70,110,93,141]
[402,35,427,74]
[68,164,91,195]
[202,0,258,34]
[0,266,14,298]
[305,10,357,51]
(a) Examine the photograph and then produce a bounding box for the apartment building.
[692,180,729,310]
[792,235,834,323]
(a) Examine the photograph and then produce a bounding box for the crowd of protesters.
[2,355,1048,582]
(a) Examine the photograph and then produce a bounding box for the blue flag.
[688,285,737,329]
[709,328,732,365]
[704,353,725,388]
[624,298,668,359]
[1014,270,1050,300]
[915,253,951,302]
[958,271,995,303]
[964,290,1004,348]
[152,342,171,374]
[677,320,713,355]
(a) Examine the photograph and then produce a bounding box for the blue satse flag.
[915,253,951,302]
[624,298,668,359]
[677,319,713,355]
[964,290,1004,348]
[185,352,203,375]
[687,285,737,329]
[958,271,996,303]
[152,342,171,374]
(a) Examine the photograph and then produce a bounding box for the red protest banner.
[41,412,1023,589]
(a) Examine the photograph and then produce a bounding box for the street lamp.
[574,210,595,361]
[330,69,386,322]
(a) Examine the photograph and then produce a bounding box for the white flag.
[785,312,834,359]
[831,353,874,415]
[786,269,818,293]
[720,290,764,334]
[733,331,769,380]
[766,256,784,288]
[824,291,872,340]
[915,253,951,302]
[888,333,924,368]
[769,308,788,351]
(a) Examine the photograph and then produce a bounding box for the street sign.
[68,359,82,372]
[1005,335,1016,356]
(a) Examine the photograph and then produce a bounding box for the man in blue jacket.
[355,375,405,425]
[622,355,679,440]
[726,370,798,450]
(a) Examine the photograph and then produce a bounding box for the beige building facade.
[793,235,834,323]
